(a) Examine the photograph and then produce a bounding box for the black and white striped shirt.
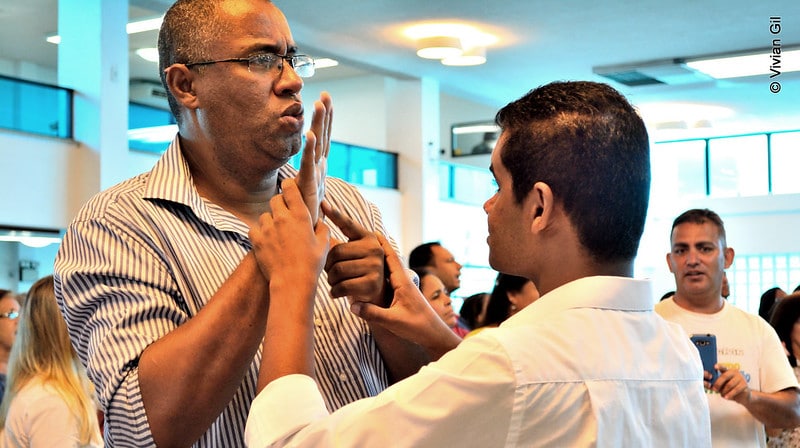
[54,137,390,447]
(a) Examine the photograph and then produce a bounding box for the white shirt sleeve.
[245,334,515,448]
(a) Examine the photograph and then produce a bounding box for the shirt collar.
[503,276,654,327]
[142,134,298,235]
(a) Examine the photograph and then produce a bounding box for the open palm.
[296,92,333,225]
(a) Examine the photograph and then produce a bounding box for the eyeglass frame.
[0,310,19,320]
[183,52,315,78]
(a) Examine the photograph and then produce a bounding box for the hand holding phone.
[690,333,720,385]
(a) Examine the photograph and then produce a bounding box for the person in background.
[0,276,102,447]
[54,1,425,446]
[768,293,800,446]
[470,131,497,155]
[408,242,463,294]
[411,267,467,338]
[657,208,800,446]
[0,290,19,405]
[468,273,539,336]
[761,287,788,322]
[722,271,730,299]
[243,81,711,447]
[458,292,490,330]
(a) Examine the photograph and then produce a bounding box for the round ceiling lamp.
[416,36,463,59]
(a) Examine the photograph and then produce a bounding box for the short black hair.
[408,242,441,269]
[670,209,727,247]
[759,287,784,321]
[769,292,800,367]
[496,81,650,264]
[484,273,531,327]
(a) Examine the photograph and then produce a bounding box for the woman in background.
[0,290,20,405]
[0,276,102,447]
[411,267,468,337]
[768,292,800,447]
[468,273,540,336]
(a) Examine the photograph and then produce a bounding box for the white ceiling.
[1,0,799,141]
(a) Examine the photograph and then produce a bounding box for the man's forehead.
[432,245,453,259]
[671,222,722,243]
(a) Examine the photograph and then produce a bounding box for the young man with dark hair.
[245,81,711,446]
[657,208,800,446]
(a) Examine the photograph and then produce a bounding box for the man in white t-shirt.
[656,208,800,447]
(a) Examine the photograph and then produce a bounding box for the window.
[708,135,768,198]
[650,140,707,199]
[770,131,800,195]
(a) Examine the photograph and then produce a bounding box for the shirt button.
[338,373,348,382]
[314,318,323,327]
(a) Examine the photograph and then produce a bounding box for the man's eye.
[251,54,276,68]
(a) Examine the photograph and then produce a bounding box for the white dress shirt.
[245,276,712,447]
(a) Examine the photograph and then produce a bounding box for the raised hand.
[351,233,461,360]
[249,178,330,287]
[295,91,333,225]
[322,201,386,304]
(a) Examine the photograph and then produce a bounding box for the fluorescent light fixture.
[0,228,62,248]
[46,15,164,44]
[442,46,486,66]
[135,47,159,63]
[685,49,800,79]
[128,124,179,143]
[126,16,163,34]
[416,36,463,59]
[313,58,339,69]
[453,124,499,134]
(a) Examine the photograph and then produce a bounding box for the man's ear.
[665,252,675,273]
[528,181,554,233]
[723,246,735,269]
[164,64,199,109]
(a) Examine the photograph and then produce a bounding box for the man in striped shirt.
[54,1,426,446]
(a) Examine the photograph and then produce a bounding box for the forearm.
[745,388,800,429]
[370,323,431,382]
[258,277,316,391]
[139,252,269,448]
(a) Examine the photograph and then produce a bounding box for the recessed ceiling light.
[442,46,486,66]
[46,15,164,44]
[416,36,463,59]
[685,49,800,79]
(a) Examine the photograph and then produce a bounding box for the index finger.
[322,201,369,240]
[279,178,307,211]
[376,233,414,290]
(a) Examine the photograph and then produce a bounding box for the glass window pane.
[651,140,707,200]
[770,132,800,195]
[709,135,768,198]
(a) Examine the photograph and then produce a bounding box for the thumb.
[351,301,390,325]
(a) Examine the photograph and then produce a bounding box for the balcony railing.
[0,74,73,139]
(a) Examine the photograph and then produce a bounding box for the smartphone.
[690,334,719,385]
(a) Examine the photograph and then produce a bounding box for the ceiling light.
[442,46,486,66]
[685,48,800,79]
[135,47,159,63]
[416,36,463,59]
[46,15,164,44]
[0,228,62,248]
[313,58,339,69]
[125,16,163,34]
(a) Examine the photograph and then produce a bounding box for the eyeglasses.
[184,53,315,78]
[0,310,19,320]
